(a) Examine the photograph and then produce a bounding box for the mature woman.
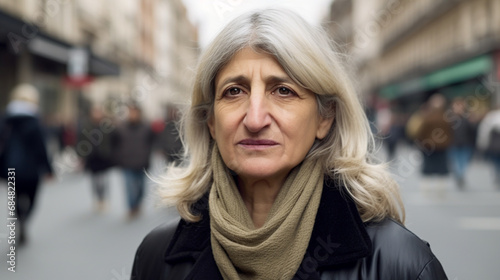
[131,9,447,279]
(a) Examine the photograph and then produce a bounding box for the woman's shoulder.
[137,217,180,254]
[364,218,447,279]
[131,218,180,279]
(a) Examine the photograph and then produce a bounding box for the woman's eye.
[225,87,242,96]
[275,87,294,96]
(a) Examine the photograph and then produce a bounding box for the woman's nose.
[243,90,272,133]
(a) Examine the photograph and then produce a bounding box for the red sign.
[63,75,94,88]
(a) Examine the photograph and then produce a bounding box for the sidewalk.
[0,160,177,280]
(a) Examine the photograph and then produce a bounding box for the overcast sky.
[181,0,334,48]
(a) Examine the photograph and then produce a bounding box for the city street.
[388,144,500,280]
[0,155,179,280]
[1,1,499,280]
[0,146,499,279]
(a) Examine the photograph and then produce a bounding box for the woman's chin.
[233,166,292,184]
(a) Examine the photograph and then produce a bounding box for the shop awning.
[29,35,120,76]
[380,55,493,100]
[440,82,484,99]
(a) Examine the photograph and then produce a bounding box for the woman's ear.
[207,115,216,139]
[316,102,335,140]
[316,115,334,140]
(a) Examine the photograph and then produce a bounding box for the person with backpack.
[477,105,500,189]
[0,84,53,244]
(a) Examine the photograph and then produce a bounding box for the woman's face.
[208,47,333,183]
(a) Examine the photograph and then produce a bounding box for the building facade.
[0,0,199,126]
[326,0,500,113]
[0,0,120,125]
[149,0,198,117]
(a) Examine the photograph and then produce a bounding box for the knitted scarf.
[209,145,324,279]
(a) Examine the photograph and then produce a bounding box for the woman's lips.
[238,139,278,148]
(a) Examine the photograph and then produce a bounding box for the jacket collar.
[164,178,372,278]
[300,178,372,271]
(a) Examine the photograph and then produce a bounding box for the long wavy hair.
[156,9,405,224]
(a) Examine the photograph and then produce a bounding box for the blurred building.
[0,0,198,125]
[326,0,500,113]
[151,0,198,112]
[0,0,119,125]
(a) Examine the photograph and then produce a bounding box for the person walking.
[0,84,53,245]
[447,97,475,189]
[113,103,154,219]
[477,105,500,189]
[414,94,453,197]
[80,106,115,212]
[383,110,405,161]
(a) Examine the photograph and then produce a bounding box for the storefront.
[379,54,495,103]
[0,9,120,124]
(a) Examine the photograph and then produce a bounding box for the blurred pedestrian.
[113,103,154,219]
[414,94,453,196]
[447,97,475,189]
[80,106,115,212]
[157,105,183,165]
[406,104,425,141]
[380,109,404,161]
[477,105,500,189]
[0,84,53,245]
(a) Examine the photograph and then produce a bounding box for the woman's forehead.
[215,48,287,84]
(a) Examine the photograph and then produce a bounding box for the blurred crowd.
[377,93,500,191]
[0,83,184,245]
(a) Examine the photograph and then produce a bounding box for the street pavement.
[387,144,500,280]
[0,155,178,280]
[0,146,499,279]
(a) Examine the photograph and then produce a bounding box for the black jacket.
[0,115,52,182]
[131,179,447,279]
[81,121,115,173]
[112,121,154,170]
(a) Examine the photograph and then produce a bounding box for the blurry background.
[0,0,499,279]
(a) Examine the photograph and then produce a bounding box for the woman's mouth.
[238,139,279,149]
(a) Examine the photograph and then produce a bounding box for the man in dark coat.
[113,104,154,219]
[0,84,53,244]
[80,106,115,212]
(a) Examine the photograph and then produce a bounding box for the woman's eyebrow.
[217,75,250,92]
[264,75,294,85]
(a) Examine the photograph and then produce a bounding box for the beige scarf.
[209,145,324,280]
